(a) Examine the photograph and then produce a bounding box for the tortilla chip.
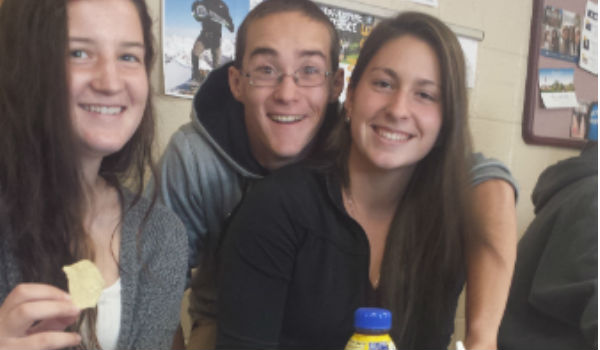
[62,259,105,309]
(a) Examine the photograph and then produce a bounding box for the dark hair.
[323,12,472,348]
[0,0,157,346]
[234,0,340,72]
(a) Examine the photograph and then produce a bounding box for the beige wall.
[145,0,581,344]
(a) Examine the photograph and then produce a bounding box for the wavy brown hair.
[321,11,473,348]
[0,0,157,347]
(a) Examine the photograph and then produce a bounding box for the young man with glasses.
[157,1,518,349]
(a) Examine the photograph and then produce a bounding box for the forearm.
[465,179,517,349]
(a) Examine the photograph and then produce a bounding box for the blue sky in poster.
[539,68,575,86]
[164,0,249,37]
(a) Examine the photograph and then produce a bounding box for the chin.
[84,142,127,159]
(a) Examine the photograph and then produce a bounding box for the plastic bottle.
[344,307,397,350]
[587,102,597,141]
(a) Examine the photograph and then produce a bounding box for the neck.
[345,148,414,214]
[254,146,308,172]
[81,156,103,194]
[80,156,110,223]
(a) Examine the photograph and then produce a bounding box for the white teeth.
[82,105,123,115]
[376,128,410,141]
[269,115,303,123]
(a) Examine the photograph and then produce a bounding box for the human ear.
[228,65,244,102]
[329,68,345,103]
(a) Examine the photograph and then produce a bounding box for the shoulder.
[470,152,519,200]
[236,163,328,228]
[162,122,216,165]
[158,121,240,190]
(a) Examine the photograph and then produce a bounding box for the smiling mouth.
[373,126,413,142]
[268,114,305,124]
[80,104,125,115]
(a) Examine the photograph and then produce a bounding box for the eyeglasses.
[244,66,331,87]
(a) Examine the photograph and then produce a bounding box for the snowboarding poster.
[163,0,256,98]
[317,3,380,100]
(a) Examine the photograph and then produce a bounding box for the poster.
[317,3,479,95]
[162,0,480,99]
[162,0,251,98]
[318,3,380,100]
[539,68,579,109]
[540,6,582,63]
[579,1,598,74]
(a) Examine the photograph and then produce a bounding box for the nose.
[386,90,410,120]
[272,73,299,103]
[91,56,124,93]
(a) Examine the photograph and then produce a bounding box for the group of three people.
[0,0,518,349]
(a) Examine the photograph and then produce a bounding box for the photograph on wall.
[579,1,597,74]
[539,68,579,109]
[540,5,582,63]
[162,0,256,98]
[570,101,589,139]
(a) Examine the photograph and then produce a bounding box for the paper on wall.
[410,0,439,7]
[458,36,478,88]
[539,68,579,109]
[579,1,598,74]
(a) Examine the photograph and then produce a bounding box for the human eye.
[300,65,321,76]
[69,49,89,60]
[416,90,439,102]
[372,79,394,91]
[253,65,277,76]
[120,53,142,63]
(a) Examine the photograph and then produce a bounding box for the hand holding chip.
[0,283,81,350]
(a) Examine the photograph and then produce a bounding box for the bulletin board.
[523,0,598,148]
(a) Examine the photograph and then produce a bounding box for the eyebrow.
[248,46,327,61]
[371,67,439,87]
[69,37,145,50]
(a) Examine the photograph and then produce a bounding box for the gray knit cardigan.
[0,190,188,349]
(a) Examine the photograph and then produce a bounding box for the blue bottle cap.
[354,307,392,331]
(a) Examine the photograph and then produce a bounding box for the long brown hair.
[0,0,157,347]
[322,12,472,348]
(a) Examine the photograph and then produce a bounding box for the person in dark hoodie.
[156,1,519,349]
[498,142,598,350]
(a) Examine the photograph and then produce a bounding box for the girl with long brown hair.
[0,0,187,349]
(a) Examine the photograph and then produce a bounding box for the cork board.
[523,0,598,148]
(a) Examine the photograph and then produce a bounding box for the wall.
[144,0,581,344]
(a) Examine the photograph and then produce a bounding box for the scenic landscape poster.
[162,0,256,98]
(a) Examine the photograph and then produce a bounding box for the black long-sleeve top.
[216,164,463,349]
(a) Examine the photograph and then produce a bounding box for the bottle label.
[345,333,397,350]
